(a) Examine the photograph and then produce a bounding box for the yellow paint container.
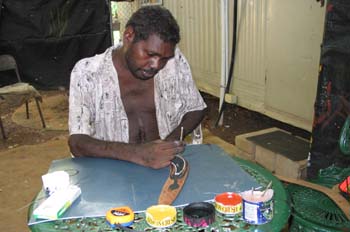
[145,205,177,228]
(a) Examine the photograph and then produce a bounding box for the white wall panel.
[165,0,222,97]
[265,0,325,130]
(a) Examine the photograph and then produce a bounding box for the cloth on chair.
[0,82,45,139]
[0,83,42,107]
[0,55,46,139]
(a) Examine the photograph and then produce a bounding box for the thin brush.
[180,126,184,141]
[261,181,272,197]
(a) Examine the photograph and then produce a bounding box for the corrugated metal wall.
[232,0,267,110]
[164,0,222,97]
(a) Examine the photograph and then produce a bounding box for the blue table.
[28,144,291,231]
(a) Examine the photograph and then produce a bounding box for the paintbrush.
[261,181,272,197]
[251,187,255,200]
[180,126,184,142]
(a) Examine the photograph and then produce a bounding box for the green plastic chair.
[287,183,350,232]
[339,115,350,156]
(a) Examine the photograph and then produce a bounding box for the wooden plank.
[276,174,350,220]
[275,155,308,179]
[247,130,309,161]
[255,145,277,172]
[235,127,282,154]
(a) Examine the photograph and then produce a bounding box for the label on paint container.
[241,189,274,225]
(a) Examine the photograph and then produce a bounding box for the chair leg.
[0,116,6,139]
[25,101,29,119]
[35,98,46,128]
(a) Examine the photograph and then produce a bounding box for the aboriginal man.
[68,6,207,169]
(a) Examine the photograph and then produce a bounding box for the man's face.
[124,34,176,80]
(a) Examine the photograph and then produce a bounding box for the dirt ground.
[0,90,310,232]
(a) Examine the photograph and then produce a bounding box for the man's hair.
[126,6,180,44]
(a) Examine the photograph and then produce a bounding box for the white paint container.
[241,189,274,225]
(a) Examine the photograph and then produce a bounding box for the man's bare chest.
[120,81,155,114]
[119,80,159,142]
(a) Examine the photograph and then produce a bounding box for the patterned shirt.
[69,45,207,142]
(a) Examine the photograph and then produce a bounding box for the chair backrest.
[0,55,18,71]
[0,54,22,82]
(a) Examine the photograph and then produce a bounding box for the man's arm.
[165,109,206,141]
[68,134,184,169]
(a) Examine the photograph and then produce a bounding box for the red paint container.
[214,192,242,215]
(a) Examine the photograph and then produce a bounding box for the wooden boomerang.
[158,155,189,205]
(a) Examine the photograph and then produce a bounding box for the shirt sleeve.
[155,48,207,139]
[176,49,207,112]
[68,59,96,136]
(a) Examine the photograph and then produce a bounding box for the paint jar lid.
[145,205,177,228]
[183,202,215,227]
[214,192,242,215]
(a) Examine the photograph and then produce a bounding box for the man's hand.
[68,134,185,169]
[133,140,185,169]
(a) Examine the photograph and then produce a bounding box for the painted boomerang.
[158,155,189,205]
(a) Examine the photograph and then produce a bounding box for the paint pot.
[241,189,274,225]
[145,205,176,228]
[183,202,215,228]
[214,192,242,215]
[105,206,134,228]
